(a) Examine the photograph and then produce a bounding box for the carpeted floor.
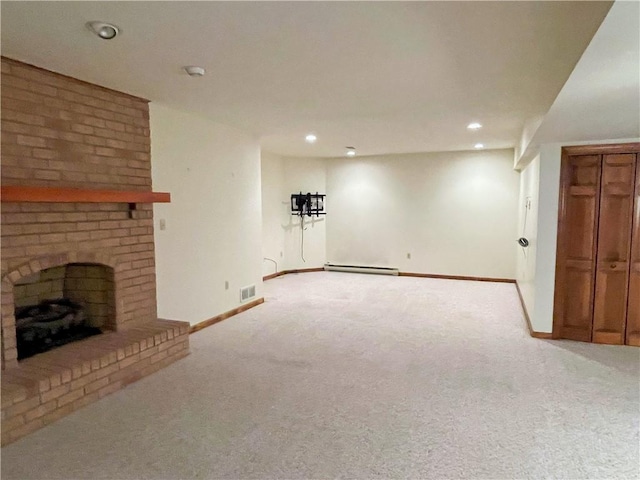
[1,272,639,479]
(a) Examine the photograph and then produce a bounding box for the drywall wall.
[516,155,539,323]
[529,144,561,334]
[151,103,263,324]
[261,153,327,273]
[523,137,640,333]
[326,149,519,279]
[282,157,327,270]
[261,152,286,277]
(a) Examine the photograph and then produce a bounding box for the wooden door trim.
[623,156,638,342]
[552,150,570,339]
[563,143,640,156]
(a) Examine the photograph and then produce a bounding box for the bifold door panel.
[554,146,640,345]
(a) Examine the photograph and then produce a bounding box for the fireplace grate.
[15,298,102,360]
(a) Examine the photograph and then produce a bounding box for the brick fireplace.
[1,57,190,444]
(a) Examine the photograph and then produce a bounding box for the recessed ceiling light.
[86,21,120,40]
[183,66,206,77]
[474,143,484,149]
[346,147,356,157]
[467,122,482,130]
[305,134,317,144]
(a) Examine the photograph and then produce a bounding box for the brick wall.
[14,266,65,307]
[1,57,151,190]
[64,264,115,329]
[1,58,158,368]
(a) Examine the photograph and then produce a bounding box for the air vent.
[240,284,256,302]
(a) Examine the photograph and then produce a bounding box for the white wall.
[516,155,539,321]
[326,149,519,279]
[151,103,263,325]
[261,152,286,276]
[282,157,327,270]
[261,153,327,273]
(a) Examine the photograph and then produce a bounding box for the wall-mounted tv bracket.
[291,192,326,217]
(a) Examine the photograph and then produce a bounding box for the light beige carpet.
[1,272,639,479]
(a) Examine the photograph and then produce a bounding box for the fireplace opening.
[14,263,115,360]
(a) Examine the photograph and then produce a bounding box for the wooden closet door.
[626,154,640,346]
[554,155,601,342]
[592,154,637,344]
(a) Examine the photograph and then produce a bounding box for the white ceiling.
[1,1,612,158]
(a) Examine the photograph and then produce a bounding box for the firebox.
[13,263,115,360]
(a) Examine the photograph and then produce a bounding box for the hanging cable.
[522,197,529,236]
[300,214,306,262]
[263,257,278,275]
[519,197,531,258]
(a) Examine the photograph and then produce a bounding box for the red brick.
[95,363,120,380]
[2,121,30,134]
[32,148,59,159]
[8,418,44,443]
[42,403,75,426]
[59,131,84,143]
[4,396,41,418]
[70,124,93,134]
[16,135,47,147]
[2,109,46,126]
[40,383,70,403]
[2,414,25,431]
[168,341,188,356]
[150,350,169,365]
[24,400,57,422]
[57,388,84,407]
[98,380,123,398]
[73,391,100,410]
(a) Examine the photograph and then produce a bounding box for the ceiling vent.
[183,66,206,77]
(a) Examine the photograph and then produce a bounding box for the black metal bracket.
[291,192,326,217]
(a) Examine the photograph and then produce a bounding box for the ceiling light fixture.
[346,147,356,157]
[474,143,484,149]
[305,134,317,144]
[467,122,482,130]
[86,21,120,40]
[183,66,206,77]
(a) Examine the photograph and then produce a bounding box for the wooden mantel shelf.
[1,186,170,204]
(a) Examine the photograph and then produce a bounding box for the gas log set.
[15,299,101,360]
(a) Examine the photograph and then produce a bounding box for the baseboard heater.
[324,263,399,276]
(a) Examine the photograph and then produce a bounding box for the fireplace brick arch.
[1,251,122,368]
